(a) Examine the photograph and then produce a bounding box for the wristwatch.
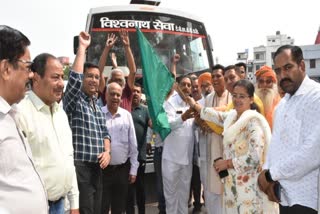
[265,169,274,183]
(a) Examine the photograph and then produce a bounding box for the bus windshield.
[87,11,212,76]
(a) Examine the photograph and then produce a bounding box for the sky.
[1,0,320,65]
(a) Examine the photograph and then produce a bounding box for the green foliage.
[63,65,70,80]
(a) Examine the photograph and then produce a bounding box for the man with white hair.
[255,65,281,129]
[98,30,136,112]
[101,82,138,214]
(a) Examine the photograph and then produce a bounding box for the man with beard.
[255,65,281,129]
[258,45,320,213]
[198,72,214,97]
[101,82,138,214]
[18,53,79,214]
[126,83,150,214]
[162,75,195,214]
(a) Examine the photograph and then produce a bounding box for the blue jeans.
[49,197,64,214]
[154,147,166,214]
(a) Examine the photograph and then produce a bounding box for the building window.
[271,52,275,60]
[310,59,316,68]
[256,65,261,70]
[255,53,265,60]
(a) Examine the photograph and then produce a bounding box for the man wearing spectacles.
[0,25,48,214]
[63,32,111,214]
[255,65,281,129]
[18,53,80,214]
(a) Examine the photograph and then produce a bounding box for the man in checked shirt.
[63,31,111,214]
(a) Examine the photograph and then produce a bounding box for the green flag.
[136,28,174,141]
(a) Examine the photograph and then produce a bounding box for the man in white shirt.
[101,82,139,214]
[162,75,195,214]
[18,53,79,214]
[0,25,48,214]
[258,45,320,214]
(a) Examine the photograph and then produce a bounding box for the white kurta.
[162,93,194,214]
[201,108,278,214]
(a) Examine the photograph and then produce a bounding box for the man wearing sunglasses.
[0,25,48,213]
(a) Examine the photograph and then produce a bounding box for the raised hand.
[105,33,118,48]
[120,29,130,47]
[111,52,118,68]
[172,54,180,63]
[79,31,91,49]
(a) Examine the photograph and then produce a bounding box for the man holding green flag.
[137,28,195,213]
[136,27,174,141]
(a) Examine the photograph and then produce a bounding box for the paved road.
[141,202,208,214]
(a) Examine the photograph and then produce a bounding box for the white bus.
[75,0,214,77]
[74,0,214,203]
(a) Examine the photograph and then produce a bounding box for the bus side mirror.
[73,36,79,55]
[208,34,214,52]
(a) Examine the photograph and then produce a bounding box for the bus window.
[86,10,213,77]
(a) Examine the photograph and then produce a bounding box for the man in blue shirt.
[63,31,111,214]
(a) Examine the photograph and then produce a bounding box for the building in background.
[252,31,294,74]
[237,28,320,83]
[301,26,320,81]
[58,56,71,80]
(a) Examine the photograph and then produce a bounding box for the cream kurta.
[201,109,278,214]
[18,91,79,209]
[202,90,231,194]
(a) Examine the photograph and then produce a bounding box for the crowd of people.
[1,25,320,214]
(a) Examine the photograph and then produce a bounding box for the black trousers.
[280,204,317,214]
[101,160,130,214]
[154,147,166,214]
[126,161,146,214]
[74,161,102,214]
[189,164,202,208]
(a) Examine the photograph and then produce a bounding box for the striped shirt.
[63,71,110,163]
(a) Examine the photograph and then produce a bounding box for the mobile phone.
[273,182,281,201]
[214,157,229,178]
